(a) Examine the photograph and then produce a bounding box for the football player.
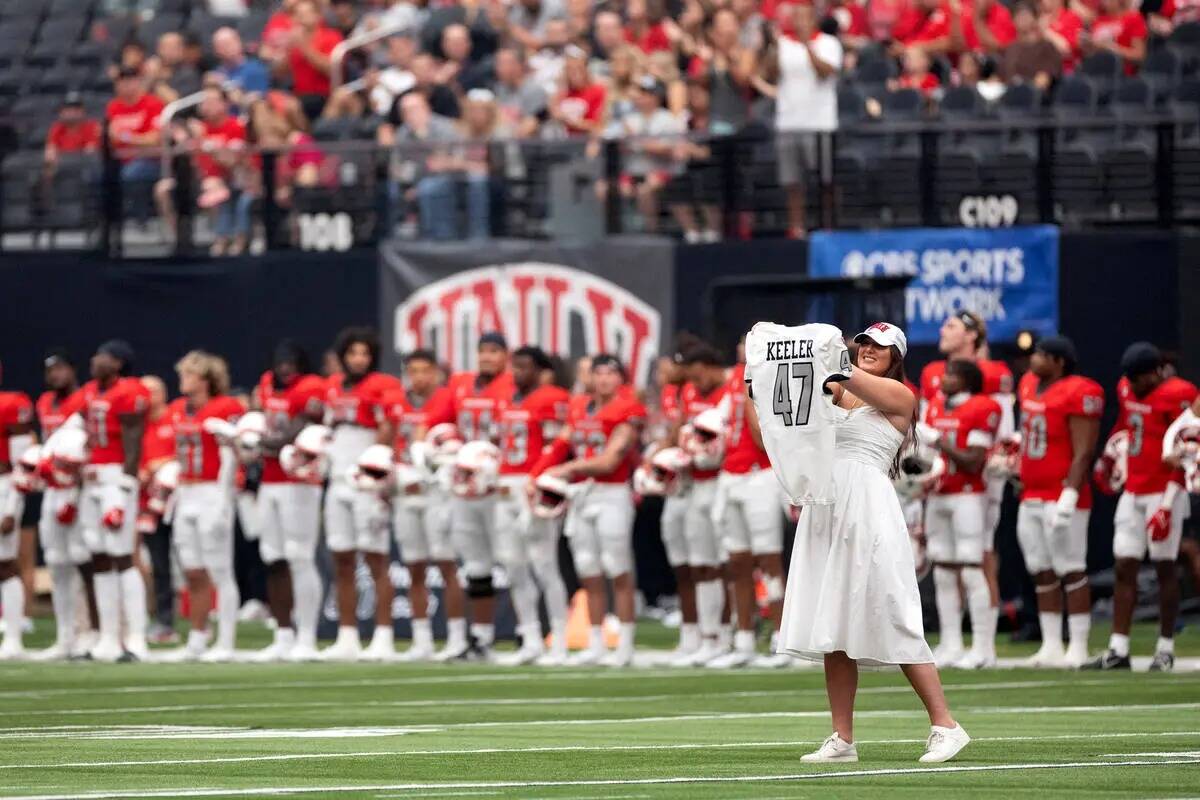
[920,360,1002,669]
[32,350,93,659]
[77,341,150,662]
[493,346,571,665]
[322,328,402,662]
[139,375,181,644]
[167,351,246,661]
[1016,336,1103,668]
[920,312,1015,619]
[1086,343,1198,672]
[0,358,35,659]
[708,336,789,669]
[533,354,646,667]
[423,332,516,658]
[383,350,469,661]
[253,341,327,661]
[673,344,730,666]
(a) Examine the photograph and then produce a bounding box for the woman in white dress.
[780,322,971,764]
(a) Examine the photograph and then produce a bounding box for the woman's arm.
[842,369,917,427]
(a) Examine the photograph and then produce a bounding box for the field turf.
[0,620,1198,799]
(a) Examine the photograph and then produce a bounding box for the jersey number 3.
[772,362,815,427]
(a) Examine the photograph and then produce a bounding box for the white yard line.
[0,730,1199,770]
[4,758,1200,800]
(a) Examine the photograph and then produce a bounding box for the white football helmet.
[147,460,182,515]
[893,450,945,502]
[234,411,268,464]
[1094,429,1131,496]
[280,424,332,481]
[47,427,88,488]
[450,440,500,498]
[681,408,727,470]
[202,417,238,444]
[984,432,1022,482]
[531,473,572,519]
[637,446,692,497]
[349,444,396,493]
[1164,414,1200,493]
[425,423,464,468]
[13,445,43,494]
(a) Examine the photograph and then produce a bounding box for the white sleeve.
[8,433,33,467]
[816,35,844,73]
[1163,407,1199,461]
[991,392,1016,440]
[966,430,995,449]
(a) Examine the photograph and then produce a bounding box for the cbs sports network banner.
[808,226,1060,345]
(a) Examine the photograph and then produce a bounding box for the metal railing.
[330,20,410,94]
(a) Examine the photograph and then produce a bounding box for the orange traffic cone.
[562,589,619,649]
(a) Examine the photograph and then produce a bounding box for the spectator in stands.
[956,0,1017,54]
[508,0,567,52]
[439,23,494,92]
[353,0,428,40]
[600,45,645,137]
[757,2,842,239]
[566,0,595,43]
[1084,0,1147,74]
[893,0,954,56]
[146,32,201,104]
[597,76,684,233]
[1040,0,1084,72]
[247,90,323,216]
[288,0,345,120]
[40,93,101,218]
[591,9,627,63]
[667,77,725,243]
[688,8,753,133]
[184,31,214,76]
[261,0,300,62]
[107,40,148,84]
[956,51,1007,100]
[213,27,270,97]
[890,45,941,94]
[366,33,418,116]
[454,88,499,239]
[549,45,606,136]
[625,0,673,54]
[732,0,769,52]
[409,51,461,117]
[392,90,465,239]
[493,46,548,138]
[330,0,361,37]
[1000,2,1063,88]
[647,50,689,116]
[107,66,167,222]
[529,17,572,93]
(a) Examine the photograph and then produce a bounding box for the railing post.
[719,133,738,239]
[919,127,938,227]
[172,151,193,256]
[331,21,409,93]
[604,139,621,235]
[261,150,279,250]
[1036,122,1055,224]
[101,118,122,259]
[1156,119,1175,229]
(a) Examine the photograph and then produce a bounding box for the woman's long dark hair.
[858,343,917,478]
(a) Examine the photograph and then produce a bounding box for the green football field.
[1,620,1198,799]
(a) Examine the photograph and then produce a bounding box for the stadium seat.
[189,13,241,47]
[1080,51,1121,104]
[47,0,95,16]
[1143,46,1182,106]
[38,16,88,46]
[36,60,76,94]
[0,39,27,68]
[89,15,134,48]
[0,64,25,96]
[136,13,187,48]
[1,150,42,232]
[0,0,48,21]
[852,56,896,100]
[312,117,360,142]
[236,9,269,46]
[68,40,110,67]
[28,38,70,67]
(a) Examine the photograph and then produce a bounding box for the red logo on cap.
[868,323,890,333]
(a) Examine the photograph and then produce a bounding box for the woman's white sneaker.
[800,733,858,763]
[919,724,971,763]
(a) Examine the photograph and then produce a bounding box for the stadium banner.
[378,236,675,387]
[807,226,1059,345]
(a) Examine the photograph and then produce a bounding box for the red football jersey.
[565,392,647,483]
[0,392,34,466]
[1115,376,1199,495]
[722,364,771,475]
[920,358,1014,402]
[169,395,246,481]
[426,371,516,443]
[80,378,148,466]
[660,383,683,424]
[36,389,85,439]
[255,371,327,484]
[382,386,452,457]
[141,410,177,471]
[325,372,402,430]
[1018,372,1105,507]
[680,380,728,481]
[495,385,570,475]
[925,393,1002,494]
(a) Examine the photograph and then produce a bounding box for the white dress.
[779,405,933,668]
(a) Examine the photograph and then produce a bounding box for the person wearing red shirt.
[44,93,100,173]
[382,350,468,661]
[1041,0,1084,71]
[624,0,673,53]
[137,374,178,646]
[421,332,518,660]
[892,47,942,94]
[959,0,1018,52]
[550,47,607,136]
[0,360,34,660]
[532,354,646,667]
[287,0,344,119]
[1087,343,1199,672]
[919,360,1002,669]
[321,328,402,662]
[1085,0,1147,74]
[709,344,788,670]
[670,345,729,666]
[194,87,250,255]
[1015,336,1103,669]
[491,347,571,666]
[896,0,954,53]
[106,67,166,221]
[76,340,150,663]
[166,352,246,662]
[253,341,327,662]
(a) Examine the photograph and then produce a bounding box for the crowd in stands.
[7,0,1200,244]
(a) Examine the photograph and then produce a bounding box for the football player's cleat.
[495,642,544,667]
[919,724,971,763]
[1023,639,1066,668]
[1063,640,1090,669]
[252,629,296,663]
[1149,651,1175,672]
[285,641,321,662]
[321,627,362,662]
[706,648,756,669]
[569,645,607,666]
[361,627,396,662]
[449,441,500,499]
[200,646,235,663]
[32,642,71,661]
[396,640,435,662]
[89,636,124,663]
[433,638,472,662]
[600,647,634,668]
[801,733,858,763]
[0,637,25,660]
[751,652,793,669]
[931,642,966,669]
[952,650,996,670]
[1080,649,1131,670]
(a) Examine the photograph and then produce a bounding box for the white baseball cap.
[853,322,908,358]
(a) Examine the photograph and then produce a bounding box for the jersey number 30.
[772,362,815,427]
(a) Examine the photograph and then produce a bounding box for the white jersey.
[327,425,376,481]
[745,322,851,505]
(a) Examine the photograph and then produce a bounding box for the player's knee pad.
[1062,575,1088,593]
[466,575,495,599]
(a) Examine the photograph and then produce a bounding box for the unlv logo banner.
[379,239,674,387]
